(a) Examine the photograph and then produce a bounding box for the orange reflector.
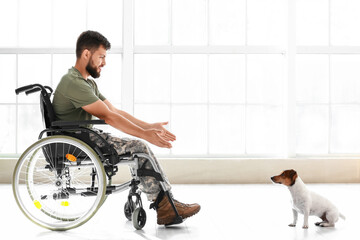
[66,154,77,162]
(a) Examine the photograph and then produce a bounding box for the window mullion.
[122,0,135,115]
[286,0,297,157]
[328,0,332,154]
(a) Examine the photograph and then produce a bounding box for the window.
[1,0,360,158]
[0,0,123,155]
[296,0,360,155]
[133,0,286,157]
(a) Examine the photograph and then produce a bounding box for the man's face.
[86,45,107,79]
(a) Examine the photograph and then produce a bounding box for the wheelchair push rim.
[12,135,106,231]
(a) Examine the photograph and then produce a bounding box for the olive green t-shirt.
[52,67,106,126]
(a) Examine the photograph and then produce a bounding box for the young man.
[52,30,200,225]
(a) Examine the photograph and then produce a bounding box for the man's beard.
[86,60,100,78]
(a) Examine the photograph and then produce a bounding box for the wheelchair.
[12,84,183,231]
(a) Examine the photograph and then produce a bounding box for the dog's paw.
[302,225,309,229]
[288,224,296,227]
[319,223,334,227]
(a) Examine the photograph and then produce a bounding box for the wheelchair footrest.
[82,186,116,196]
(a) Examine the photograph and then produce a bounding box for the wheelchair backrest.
[15,84,56,129]
[40,87,56,129]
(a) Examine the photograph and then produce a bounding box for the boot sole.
[157,206,201,225]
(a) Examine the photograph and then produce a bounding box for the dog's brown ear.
[289,169,297,186]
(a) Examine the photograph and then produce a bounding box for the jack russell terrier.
[271,169,345,229]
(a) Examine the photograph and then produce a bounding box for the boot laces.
[173,199,190,208]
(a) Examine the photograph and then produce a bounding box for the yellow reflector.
[34,200,42,209]
[61,201,69,207]
[66,154,77,162]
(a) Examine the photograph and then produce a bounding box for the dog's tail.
[339,213,346,220]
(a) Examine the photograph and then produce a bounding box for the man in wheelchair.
[52,30,200,226]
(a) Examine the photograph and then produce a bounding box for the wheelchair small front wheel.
[124,200,135,221]
[132,207,146,230]
[12,136,106,231]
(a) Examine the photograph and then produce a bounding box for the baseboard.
[2,158,360,184]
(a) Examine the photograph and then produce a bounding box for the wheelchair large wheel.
[13,135,106,231]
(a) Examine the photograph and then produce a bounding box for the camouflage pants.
[90,129,171,201]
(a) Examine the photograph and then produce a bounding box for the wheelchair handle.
[15,84,37,95]
[25,88,41,95]
[15,84,52,95]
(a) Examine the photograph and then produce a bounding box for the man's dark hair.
[76,30,111,58]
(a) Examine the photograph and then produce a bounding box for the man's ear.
[82,49,91,60]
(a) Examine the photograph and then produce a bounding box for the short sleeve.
[99,92,106,101]
[66,80,100,108]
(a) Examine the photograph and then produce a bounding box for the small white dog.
[271,169,345,229]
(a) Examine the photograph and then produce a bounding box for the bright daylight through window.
[1,0,360,158]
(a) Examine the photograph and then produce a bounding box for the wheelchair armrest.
[51,119,106,127]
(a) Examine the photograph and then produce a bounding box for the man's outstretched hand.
[150,122,176,142]
[144,122,176,148]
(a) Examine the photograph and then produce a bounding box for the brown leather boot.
[156,196,201,225]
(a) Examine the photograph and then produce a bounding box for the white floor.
[1,183,359,240]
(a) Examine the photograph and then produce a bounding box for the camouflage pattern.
[89,129,171,201]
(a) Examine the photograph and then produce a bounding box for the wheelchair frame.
[13,83,182,230]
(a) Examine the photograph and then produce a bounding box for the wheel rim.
[13,136,106,230]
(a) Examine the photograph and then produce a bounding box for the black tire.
[124,200,135,221]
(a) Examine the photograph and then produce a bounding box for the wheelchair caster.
[124,200,135,221]
[132,207,146,230]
